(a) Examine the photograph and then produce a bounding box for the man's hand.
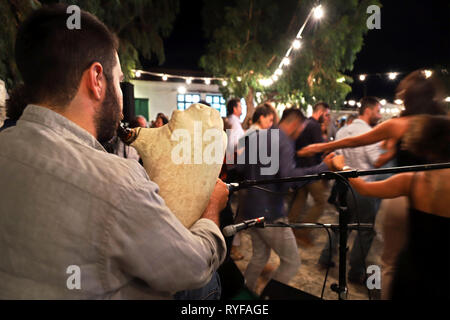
[201,179,229,226]
[322,153,345,171]
[332,155,345,171]
[297,143,326,157]
[322,152,336,170]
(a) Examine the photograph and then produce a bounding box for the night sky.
[143,0,450,102]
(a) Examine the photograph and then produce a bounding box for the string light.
[177,86,186,94]
[380,99,386,105]
[292,39,302,49]
[359,74,366,81]
[394,99,403,105]
[388,72,397,80]
[313,5,324,20]
[134,5,325,88]
[423,70,433,78]
[445,97,450,102]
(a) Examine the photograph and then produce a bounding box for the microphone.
[226,182,240,193]
[222,217,265,237]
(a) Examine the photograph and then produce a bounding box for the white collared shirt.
[336,119,382,181]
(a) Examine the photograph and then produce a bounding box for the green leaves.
[201,0,381,112]
[0,0,179,87]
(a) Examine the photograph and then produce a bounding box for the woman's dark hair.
[396,69,446,116]
[252,103,276,124]
[12,4,119,115]
[402,115,450,162]
[156,113,169,125]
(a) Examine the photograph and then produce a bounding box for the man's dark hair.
[199,100,211,107]
[280,107,306,124]
[14,4,119,109]
[347,113,358,123]
[226,98,240,116]
[252,103,275,124]
[313,102,330,113]
[359,97,380,115]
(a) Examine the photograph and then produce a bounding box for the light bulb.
[313,5,324,19]
[388,72,397,80]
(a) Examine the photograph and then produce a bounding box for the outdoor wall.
[0,80,6,126]
[131,80,222,122]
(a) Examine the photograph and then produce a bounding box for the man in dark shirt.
[289,102,331,247]
[236,107,337,292]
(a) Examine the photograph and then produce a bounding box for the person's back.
[0,105,148,298]
[391,169,450,299]
[0,105,226,299]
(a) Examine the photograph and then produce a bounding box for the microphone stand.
[229,162,450,300]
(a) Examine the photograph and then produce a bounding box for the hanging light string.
[132,70,229,86]
[260,4,324,87]
[133,4,324,87]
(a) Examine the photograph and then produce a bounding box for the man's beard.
[369,117,379,127]
[95,80,122,144]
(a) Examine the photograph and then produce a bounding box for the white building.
[131,79,247,124]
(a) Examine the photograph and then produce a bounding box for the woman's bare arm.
[348,173,413,198]
[298,117,410,157]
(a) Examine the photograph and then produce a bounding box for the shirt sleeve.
[106,179,227,294]
[279,133,329,188]
[364,141,383,167]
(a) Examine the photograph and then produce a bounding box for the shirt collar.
[352,118,370,127]
[19,104,106,152]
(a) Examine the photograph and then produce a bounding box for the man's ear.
[85,62,105,101]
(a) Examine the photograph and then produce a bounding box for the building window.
[177,93,201,110]
[206,94,227,117]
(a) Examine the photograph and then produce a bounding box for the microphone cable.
[244,173,373,300]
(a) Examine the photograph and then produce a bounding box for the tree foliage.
[0,0,179,90]
[200,0,381,117]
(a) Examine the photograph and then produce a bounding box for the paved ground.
[231,189,383,300]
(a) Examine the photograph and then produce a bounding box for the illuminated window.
[206,94,227,117]
[177,93,201,110]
